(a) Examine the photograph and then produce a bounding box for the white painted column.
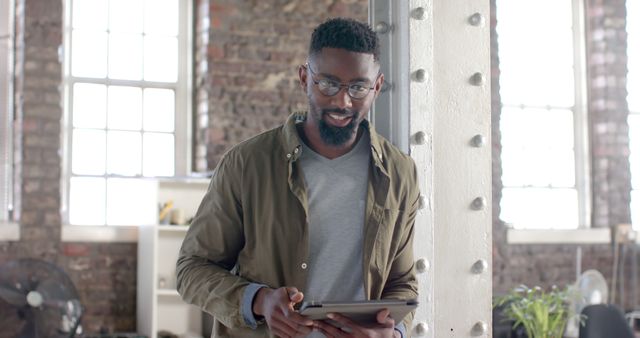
[369,0,491,337]
[432,0,492,337]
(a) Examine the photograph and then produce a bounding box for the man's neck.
[298,122,363,160]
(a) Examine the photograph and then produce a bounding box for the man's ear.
[298,65,308,93]
[373,72,385,99]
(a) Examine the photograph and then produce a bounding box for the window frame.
[498,0,592,231]
[61,0,193,227]
[0,0,15,225]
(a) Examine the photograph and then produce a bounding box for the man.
[177,17,419,338]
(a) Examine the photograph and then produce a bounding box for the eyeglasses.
[305,63,377,100]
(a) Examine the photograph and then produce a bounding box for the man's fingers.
[314,319,346,337]
[376,308,394,325]
[327,312,358,328]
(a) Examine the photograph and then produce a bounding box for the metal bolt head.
[471,259,488,274]
[412,69,427,82]
[412,131,427,145]
[414,322,429,336]
[468,13,485,27]
[375,21,391,34]
[418,195,428,210]
[416,258,430,273]
[471,197,487,210]
[471,134,486,147]
[471,321,488,336]
[411,7,426,20]
[470,72,485,86]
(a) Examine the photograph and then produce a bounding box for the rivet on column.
[469,72,485,86]
[470,134,486,147]
[416,258,430,273]
[468,13,485,27]
[412,69,427,82]
[471,321,488,336]
[418,195,428,210]
[375,21,392,34]
[413,322,429,336]
[471,197,487,210]
[471,259,488,274]
[412,131,427,145]
[411,7,426,20]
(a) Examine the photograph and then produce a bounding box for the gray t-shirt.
[298,131,371,304]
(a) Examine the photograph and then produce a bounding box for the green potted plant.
[494,285,578,338]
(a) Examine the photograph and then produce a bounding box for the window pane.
[108,34,143,80]
[107,131,142,176]
[501,187,579,229]
[106,178,157,225]
[496,0,575,107]
[502,147,575,188]
[144,0,179,36]
[143,133,174,177]
[109,0,143,33]
[72,30,107,78]
[72,0,107,30]
[70,177,105,225]
[500,107,574,149]
[108,86,142,130]
[73,83,106,128]
[143,88,175,132]
[72,129,105,175]
[144,36,178,83]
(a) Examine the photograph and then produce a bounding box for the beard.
[318,113,358,146]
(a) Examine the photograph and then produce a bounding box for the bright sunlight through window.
[66,0,188,225]
[496,0,587,229]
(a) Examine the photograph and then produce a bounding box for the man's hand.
[252,286,314,338]
[312,309,400,338]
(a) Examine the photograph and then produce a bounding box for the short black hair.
[309,17,380,62]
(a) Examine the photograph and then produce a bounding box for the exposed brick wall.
[588,0,632,228]
[196,0,368,169]
[491,0,636,311]
[0,0,137,334]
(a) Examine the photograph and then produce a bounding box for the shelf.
[157,289,180,297]
[157,225,190,232]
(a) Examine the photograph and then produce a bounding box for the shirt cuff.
[242,283,267,329]
[394,322,406,338]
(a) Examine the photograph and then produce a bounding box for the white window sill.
[0,221,20,241]
[507,228,611,244]
[62,225,138,243]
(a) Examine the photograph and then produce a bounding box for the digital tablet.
[298,299,418,325]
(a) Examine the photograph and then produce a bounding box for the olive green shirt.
[177,112,420,337]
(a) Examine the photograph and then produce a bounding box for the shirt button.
[301,263,307,269]
[294,148,299,154]
[286,153,292,159]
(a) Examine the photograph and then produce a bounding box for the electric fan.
[0,258,83,337]
[564,269,609,337]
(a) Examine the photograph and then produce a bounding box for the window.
[496,0,590,229]
[63,0,191,225]
[0,0,14,223]
[628,0,640,229]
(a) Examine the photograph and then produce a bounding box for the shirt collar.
[281,111,384,165]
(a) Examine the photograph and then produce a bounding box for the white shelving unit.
[138,224,202,337]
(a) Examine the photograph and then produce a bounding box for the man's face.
[299,48,384,147]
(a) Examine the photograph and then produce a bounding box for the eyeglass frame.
[304,63,380,100]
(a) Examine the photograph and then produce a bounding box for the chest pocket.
[373,208,408,277]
